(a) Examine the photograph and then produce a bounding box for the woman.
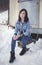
[9,9,32,63]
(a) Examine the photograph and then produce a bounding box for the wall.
[19,0,39,28]
[9,0,42,34]
[9,0,19,26]
[39,0,42,28]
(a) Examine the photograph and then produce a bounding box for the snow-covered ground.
[0,25,42,65]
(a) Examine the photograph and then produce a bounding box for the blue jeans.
[11,35,32,53]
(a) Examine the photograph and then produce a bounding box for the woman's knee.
[12,36,17,41]
[11,37,16,46]
[11,37,16,44]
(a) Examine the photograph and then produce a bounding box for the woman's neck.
[21,19,24,23]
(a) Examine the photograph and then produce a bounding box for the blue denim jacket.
[14,20,31,36]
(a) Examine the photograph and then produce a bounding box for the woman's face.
[20,11,26,21]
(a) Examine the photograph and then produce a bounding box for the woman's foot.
[9,52,15,63]
[19,47,27,56]
[19,47,30,56]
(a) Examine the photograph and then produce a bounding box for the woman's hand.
[13,34,23,40]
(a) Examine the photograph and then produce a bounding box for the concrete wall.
[39,0,42,28]
[9,0,19,26]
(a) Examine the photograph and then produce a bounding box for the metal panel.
[18,0,39,2]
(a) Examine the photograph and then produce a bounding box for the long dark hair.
[18,9,29,23]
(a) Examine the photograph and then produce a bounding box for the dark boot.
[19,47,27,56]
[9,51,15,63]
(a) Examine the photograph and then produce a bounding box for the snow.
[0,25,42,65]
[0,10,8,24]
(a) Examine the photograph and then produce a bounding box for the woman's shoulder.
[15,20,20,27]
[26,20,30,25]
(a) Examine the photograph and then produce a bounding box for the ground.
[0,25,42,65]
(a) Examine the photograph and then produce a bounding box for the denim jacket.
[14,20,31,36]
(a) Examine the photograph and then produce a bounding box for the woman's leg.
[11,37,21,53]
[19,35,28,55]
[9,37,21,63]
[11,37,16,53]
[9,37,16,63]
[21,35,28,48]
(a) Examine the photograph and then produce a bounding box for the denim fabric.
[11,35,32,53]
[14,20,31,36]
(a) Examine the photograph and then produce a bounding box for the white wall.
[19,0,39,28]
[39,0,42,28]
[9,0,19,26]
[9,0,42,34]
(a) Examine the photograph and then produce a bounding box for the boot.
[9,51,15,63]
[19,47,26,56]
